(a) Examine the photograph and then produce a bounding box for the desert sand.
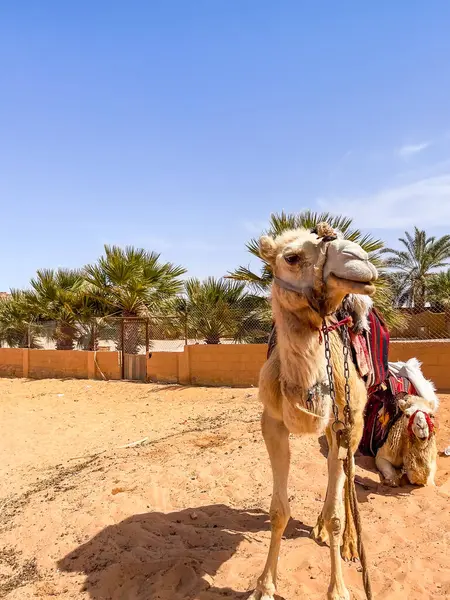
[0,378,449,599]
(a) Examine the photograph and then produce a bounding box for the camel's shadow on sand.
[58,504,311,600]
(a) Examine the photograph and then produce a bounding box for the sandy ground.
[0,379,449,600]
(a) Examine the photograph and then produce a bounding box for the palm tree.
[428,269,450,305]
[84,245,186,316]
[0,290,43,348]
[27,268,92,350]
[228,210,384,292]
[383,228,450,309]
[84,245,186,352]
[427,269,450,335]
[179,277,271,344]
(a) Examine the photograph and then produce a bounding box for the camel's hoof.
[341,539,359,562]
[327,587,350,600]
[248,591,274,600]
[381,477,399,488]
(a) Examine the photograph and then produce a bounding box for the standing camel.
[250,224,378,600]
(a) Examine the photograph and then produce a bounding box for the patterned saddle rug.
[358,372,418,457]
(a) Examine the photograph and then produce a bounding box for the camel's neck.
[273,303,326,390]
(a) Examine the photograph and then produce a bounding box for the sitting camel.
[250,224,378,600]
[376,389,438,487]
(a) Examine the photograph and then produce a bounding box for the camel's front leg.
[323,431,349,600]
[250,411,290,600]
[375,454,401,487]
[313,455,358,562]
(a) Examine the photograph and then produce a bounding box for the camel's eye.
[284,254,300,265]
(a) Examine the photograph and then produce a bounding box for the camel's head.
[397,393,436,441]
[259,223,378,314]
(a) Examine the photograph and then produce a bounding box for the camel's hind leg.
[249,411,290,600]
[323,430,349,600]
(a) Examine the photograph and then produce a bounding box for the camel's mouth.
[327,273,376,296]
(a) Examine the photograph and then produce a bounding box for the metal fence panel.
[1,299,449,351]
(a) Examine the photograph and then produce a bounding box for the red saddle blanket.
[358,373,418,457]
[350,307,390,391]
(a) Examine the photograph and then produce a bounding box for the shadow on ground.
[58,504,310,600]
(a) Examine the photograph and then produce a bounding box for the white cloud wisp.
[398,142,430,159]
[317,173,450,229]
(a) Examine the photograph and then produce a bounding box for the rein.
[273,275,321,315]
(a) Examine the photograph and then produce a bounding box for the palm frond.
[383,228,450,307]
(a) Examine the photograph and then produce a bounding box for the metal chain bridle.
[322,322,341,429]
[321,317,373,600]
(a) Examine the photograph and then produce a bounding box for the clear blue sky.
[1,1,450,290]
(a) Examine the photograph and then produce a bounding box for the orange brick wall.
[0,342,449,390]
[94,351,121,380]
[146,341,450,390]
[147,352,179,383]
[28,350,88,379]
[0,348,24,377]
[146,344,267,387]
[187,344,267,386]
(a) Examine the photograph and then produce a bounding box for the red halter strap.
[407,410,435,439]
[319,316,353,344]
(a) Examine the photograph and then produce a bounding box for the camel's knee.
[270,499,290,531]
[322,497,344,539]
[324,514,343,538]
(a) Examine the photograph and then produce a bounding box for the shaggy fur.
[376,393,438,487]
[339,294,373,333]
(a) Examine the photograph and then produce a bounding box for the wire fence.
[389,307,450,341]
[17,316,187,354]
[4,302,273,353]
[1,302,449,353]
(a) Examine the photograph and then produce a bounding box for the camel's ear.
[396,392,412,413]
[259,235,277,263]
